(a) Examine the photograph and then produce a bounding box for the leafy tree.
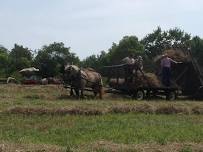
[107,36,144,65]
[34,42,80,77]
[0,45,9,77]
[190,36,203,66]
[81,36,144,72]
[141,27,191,58]
[8,44,33,73]
[82,51,108,72]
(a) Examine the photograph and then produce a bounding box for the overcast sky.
[0,0,203,59]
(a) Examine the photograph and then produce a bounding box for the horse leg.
[75,89,80,99]
[93,91,97,98]
[99,87,103,99]
[80,89,84,99]
[70,87,74,96]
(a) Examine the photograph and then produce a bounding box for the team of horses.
[63,65,104,99]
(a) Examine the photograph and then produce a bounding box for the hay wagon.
[103,64,180,100]
[171,53,203,99]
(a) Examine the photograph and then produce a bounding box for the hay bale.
[164,49,189,62]
[143,73,161,87]
[154,49,190,63]
[135,72,161,87]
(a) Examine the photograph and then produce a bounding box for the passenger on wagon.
[161,54,182,87]
[122,54,135,65]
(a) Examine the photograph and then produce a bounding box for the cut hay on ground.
[0,141,64,152]
[4,103,203,116]
[75,140,203,152]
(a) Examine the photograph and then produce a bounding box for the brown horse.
[64,65,103,99]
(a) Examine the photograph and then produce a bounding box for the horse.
[64,65,103,99]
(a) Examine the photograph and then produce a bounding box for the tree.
[8,44,33,73]
[190,36,203,66]
[141,27,191,58]
[107,36,144,65]
[0,45,9,77]
[34,42,80,77]
[81,36,144,72]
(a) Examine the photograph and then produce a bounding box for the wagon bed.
[103,63,180,100]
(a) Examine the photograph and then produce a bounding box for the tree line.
[1,27,203,79]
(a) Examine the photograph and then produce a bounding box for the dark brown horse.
[64,65,103,99]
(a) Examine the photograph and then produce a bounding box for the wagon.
[103,64,180,100]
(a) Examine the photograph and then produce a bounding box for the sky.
[0,0,203,59]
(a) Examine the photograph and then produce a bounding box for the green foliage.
[82,51,108,71]
[34,42,80,77]
[0,47,9,77]
[8,44,33,73]
[82,36,144,71]
[190,36,203,66]
[108,36,144,65]
[141,27,191,58]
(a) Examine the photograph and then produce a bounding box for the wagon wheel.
[166,91,177,101]
[134,90,145,100]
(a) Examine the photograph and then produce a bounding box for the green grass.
[0,114,202,147]
[0,85,203,151]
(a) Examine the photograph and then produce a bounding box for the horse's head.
[64,64,80,78]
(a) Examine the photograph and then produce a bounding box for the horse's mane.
[65,65,80,71]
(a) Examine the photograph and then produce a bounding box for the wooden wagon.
[103,64,180,100]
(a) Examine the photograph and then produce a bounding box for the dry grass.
[74,140,203,152]
[0,141,65,152]
[155,104,191,115]
[5,106,104,116]
[3,103,203,116]
[1,141,202,152]
[192,106,203,114]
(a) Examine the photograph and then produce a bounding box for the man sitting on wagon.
[121,54,135,65]
[121,54,138,83]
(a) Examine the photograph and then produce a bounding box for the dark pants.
[162,67,171,87]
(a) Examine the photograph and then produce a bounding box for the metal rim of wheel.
[136,90,145,100]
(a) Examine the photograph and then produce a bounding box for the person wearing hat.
[161,54,181,87]
[121,54,135,65]
[137,55,143,71]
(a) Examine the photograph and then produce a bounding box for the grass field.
[0,85,202,152]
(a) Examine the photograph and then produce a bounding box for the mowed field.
[0,85,202,152]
